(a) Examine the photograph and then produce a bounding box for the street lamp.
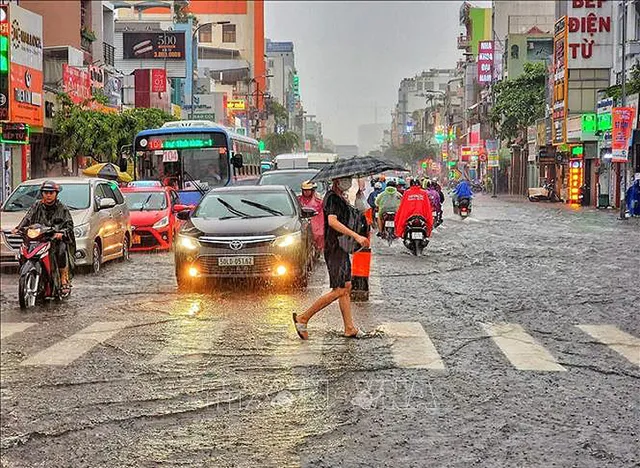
[190,21,230,120]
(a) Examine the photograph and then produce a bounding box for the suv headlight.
[74,223,90,238]
[177,234,200,251]
[273,231,301,248]
[153,216,169,229]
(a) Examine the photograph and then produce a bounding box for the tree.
[490,62,546,143]
[263,131,300,156]
[605,63,640,101]
[174,0,198,26]
[54,94,176,162]
[384,141,438,166]
[268,100,288,126]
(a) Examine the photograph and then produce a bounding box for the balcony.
[103,42,115,67]
[457,35,470,50]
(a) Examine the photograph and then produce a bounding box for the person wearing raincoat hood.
[298,180,324,251]
[452,178,473,209]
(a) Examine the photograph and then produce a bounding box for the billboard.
[552,16,568,145]
[62,64,91,105]
[477,40,494,84]
[566,0,614,69]
[123,32,186,60]
[8,4,43,126]
[611,107,635,163]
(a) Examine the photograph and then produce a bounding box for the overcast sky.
[264,1,469,145]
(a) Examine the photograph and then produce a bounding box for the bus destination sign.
[136,132,227,152]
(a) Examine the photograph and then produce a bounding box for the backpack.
[337,204,370,254]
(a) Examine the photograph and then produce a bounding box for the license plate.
[410,232,424,240]
[133,234,141,244]
[385,220,395,227]
[218,256,254,266]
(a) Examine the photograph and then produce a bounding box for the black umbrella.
[309,156,407,182]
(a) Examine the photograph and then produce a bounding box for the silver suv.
[1,177,131,273]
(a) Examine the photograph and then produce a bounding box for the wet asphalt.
[0,195,638,468]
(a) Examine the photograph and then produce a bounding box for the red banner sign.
[62,64,91,104]
[151,69,167,93]
[611,106,636,163]
[477,40,494,84]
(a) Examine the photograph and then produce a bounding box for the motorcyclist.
[397,178,407,194]
[395,178,433,238]
[426,181,443,226]
[432,178,445,204]
[452,178,473,209]
[375,180,402,234]
[298,180,324,251]
[367,181,383,210]
[13,181,76,293]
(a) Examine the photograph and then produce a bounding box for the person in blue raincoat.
[452,179,473,209]
[626,175,640,217]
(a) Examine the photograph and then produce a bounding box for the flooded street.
[1,195,638,468]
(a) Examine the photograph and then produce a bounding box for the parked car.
[257,169,327,196]
[121,186,191,251]
[1,177,131,274]
[174,185,316,291]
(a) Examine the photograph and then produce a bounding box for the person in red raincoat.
[394,178,434,238]
[298,180,324,251]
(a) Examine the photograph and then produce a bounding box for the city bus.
[132,121,261,205]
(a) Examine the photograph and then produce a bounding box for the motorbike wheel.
[386,230,394,247]
[413,239,421,256]
[529,196,539,202]
[19,271,39,309]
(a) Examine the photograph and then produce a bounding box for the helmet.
[374,182,382,189]
[398,178,406,186]
[301,180,317,190]
[410,178,421,187]
[40,181,61,193]
[386,180,397,187]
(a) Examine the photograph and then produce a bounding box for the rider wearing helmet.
[298,180,324,251]
[14,181,76,292]
[375,179,402,234]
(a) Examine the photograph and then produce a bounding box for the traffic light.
[0,35,8,73]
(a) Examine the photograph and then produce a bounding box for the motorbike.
[17,224,69,309]
[432,210,443,228]
[471,181,485,193]
[402,215,429,256]
[528,181,561,202]
[381,211,396,246]
[457,197,471,218]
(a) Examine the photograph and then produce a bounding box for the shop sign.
[8,4,42,126]
[1,122,28,144]
[123,31,186,60]
[151,69,166,93]
[611,106,635,163]
[477,40,494,84]
[104,75,121,107]
[625,93,639,128]
[552,16,568,145]
[566,115,582,141]
[527,125,537,144]
[567,0,614,69]
[486,139,499,168]
[536,119,547,146]
[62,64,90,104]
[460,145,472,162]
[88,64,104,89]
[226,99,245,110]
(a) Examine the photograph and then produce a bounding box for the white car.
[1,177,131,274]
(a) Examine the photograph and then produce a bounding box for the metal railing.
[103,42,115,66]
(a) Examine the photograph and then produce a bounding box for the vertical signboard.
[151,69,167,93]
[552,16,568,145]
[611,107,635,163]
[8,4,43,127]
[566,0,614,69]
[486,139,499,168]
[0,5,9,121]
[477,40,494,84]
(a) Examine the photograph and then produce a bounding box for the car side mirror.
[173,204,189,213]
[232,153,244,169]
[301,207,317,218]
[99,197,116,210]
[177,210,191,221]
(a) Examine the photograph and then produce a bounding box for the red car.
[121,186,190,251]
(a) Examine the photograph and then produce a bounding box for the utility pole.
[619,0,628,220]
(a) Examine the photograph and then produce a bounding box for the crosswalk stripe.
[149,320,228,364]
[380,322,445,370]
[576,325,640,367]
[483,323,566,372]
[1,322,36,339]
[21,321,131,366]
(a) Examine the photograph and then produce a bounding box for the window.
[222,24,236,43]
[198,24,212,43]
[511,44,519,59]
[110,183,125,205]
[439,83,447,91]
[99,183,117,201]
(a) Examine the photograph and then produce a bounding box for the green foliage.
[490,62,546,143]
[605,63,640,101]
[384,141,438,166]
[263,131,300,156]
[54,95,176,162]
[174,0,198,26]
[268,100,289,125]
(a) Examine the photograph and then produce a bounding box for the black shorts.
[324,249,351,289]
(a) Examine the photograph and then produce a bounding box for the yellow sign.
[171,104,182,119]
[226,99,246,110]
